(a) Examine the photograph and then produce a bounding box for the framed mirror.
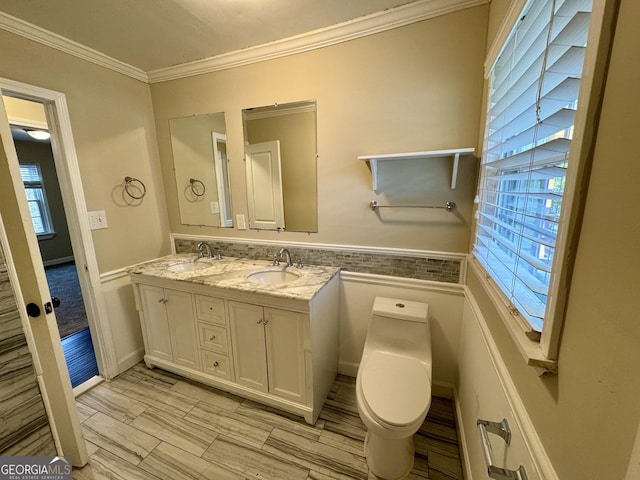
[170,112,233,227]
[242,100,317,232]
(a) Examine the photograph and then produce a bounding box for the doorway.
[6,98,99,388]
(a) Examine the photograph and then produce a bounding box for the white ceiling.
[0,0,419,72]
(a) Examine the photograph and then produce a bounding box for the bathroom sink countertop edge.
[128,253,340,302]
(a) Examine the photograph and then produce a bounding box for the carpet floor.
[44,262,89,338]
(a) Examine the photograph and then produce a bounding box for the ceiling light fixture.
[24,129,51,140]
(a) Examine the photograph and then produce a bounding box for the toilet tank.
[373,297,429,322]
[365,297,431,365]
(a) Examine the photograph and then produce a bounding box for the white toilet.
[356,297,432,480]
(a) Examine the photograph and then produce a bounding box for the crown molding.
[0,11,148,83]
[0,0,488,85]
[147,0,489,83]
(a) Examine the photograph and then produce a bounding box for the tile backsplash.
[174,238,461,283]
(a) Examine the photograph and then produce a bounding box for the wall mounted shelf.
[358,147,475,190]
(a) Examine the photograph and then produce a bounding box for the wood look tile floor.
[72,364,464,480]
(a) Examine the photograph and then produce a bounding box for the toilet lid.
[361,351,431,427]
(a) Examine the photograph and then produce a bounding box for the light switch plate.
[88,210,108,230]
[210,202,220,214]
[235,214,247,230]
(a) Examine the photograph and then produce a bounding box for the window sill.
[468,257,558,375]
[37,232,56,241]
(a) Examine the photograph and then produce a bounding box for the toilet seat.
[361,351,431,428]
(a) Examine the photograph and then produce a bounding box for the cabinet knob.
[257,319,263,325]
[263,319,269,326]
[213,361,219,367]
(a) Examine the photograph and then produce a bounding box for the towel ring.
[189,178,206,197]
[124,176,146,199]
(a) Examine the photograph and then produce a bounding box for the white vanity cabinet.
[130,266,339,424]
[228,301,306,403]
[137,284,200,370]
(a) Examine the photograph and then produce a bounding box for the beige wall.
[150,5,488,253]
[467,1,640,479]
[0,30,170,272]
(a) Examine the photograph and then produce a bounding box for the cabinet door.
[165,289,200,370]
[138,284,173,362]
[228,301,268,392]
[264,308,306,403]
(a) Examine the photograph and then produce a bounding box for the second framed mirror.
[242,100,317,232]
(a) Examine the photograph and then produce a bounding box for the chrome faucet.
[197,242,212,259]
[273,248,292,267]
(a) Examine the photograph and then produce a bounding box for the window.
[20,163,55,237]
[474,0,593,337]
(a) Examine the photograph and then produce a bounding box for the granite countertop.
[128,253,340,301]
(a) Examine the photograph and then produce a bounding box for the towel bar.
[477,418,528,480]
[369,200,456,211]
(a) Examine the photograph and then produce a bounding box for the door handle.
[26,303,41,317]
[44,297,60,314]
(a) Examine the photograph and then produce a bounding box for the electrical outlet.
[88,210,108,230]
[235,213,247,230]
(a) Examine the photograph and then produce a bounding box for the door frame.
[0,77,118,381]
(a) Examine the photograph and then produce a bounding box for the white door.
[0,94,88,465]
[264,308,306,403]
[228,301,268,392]
[245,140,285,230]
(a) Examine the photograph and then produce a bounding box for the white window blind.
[474,0,593,332]
[20,163,54,236]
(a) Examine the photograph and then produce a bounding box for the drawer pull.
[209,335,216,341]
[213,361,219,367]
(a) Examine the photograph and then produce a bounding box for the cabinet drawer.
[198,322,229,353]
[195,295,226,325]
[201,350,233,381]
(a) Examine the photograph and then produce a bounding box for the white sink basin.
[166,261,211,273]
[247,269,301,285]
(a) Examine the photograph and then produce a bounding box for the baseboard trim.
[451,385,473,480]
[72,375,104,398]
[338,360,359,377]
[43,256,75,267]
[117,347,145,376]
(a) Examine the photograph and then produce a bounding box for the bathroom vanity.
[128,254,340,424]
